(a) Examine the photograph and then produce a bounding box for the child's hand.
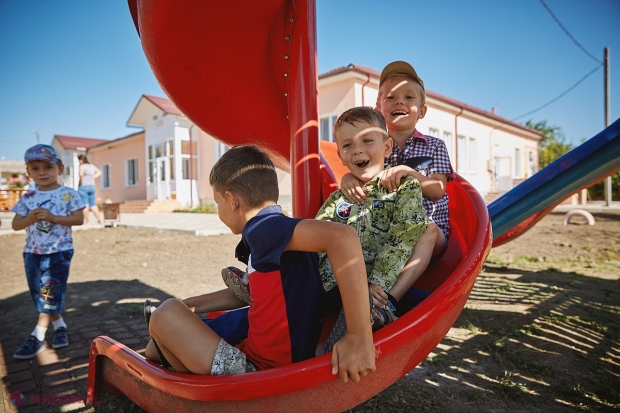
[380,166,412,192]
[331,331,376,383]
[33,208,54,222]
[369,283,389,307]
[340,173,365,205]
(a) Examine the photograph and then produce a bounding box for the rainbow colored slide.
[490,118,620,247]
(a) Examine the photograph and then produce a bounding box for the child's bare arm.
[340,172,366,205]
[182,288,246,313]
[12,211,39,231]
[382,166,448,201]
[285,220,376,383]
[32,208,84,227]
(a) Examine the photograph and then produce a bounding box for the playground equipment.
[86,0,493,411]
[489,117,620,247]
[87,175,491,413]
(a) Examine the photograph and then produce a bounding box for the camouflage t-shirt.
[316,170,429,292]
[12,186,85,254]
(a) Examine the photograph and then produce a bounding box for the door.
[155,157,170,200]
[494,157,512,192]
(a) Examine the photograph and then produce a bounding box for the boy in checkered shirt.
[341,61,454,314]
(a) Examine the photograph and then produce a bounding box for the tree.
[525,120,573,168]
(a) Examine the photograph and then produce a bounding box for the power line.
[538,0,602,64]
[511,64,603,122]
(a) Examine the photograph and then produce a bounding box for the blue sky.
[1,0,619,161]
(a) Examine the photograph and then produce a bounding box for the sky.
[1,0,619,161]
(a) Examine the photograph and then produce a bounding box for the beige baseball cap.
[379,61,425,91]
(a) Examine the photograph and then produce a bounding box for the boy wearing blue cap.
[11,144,85,359]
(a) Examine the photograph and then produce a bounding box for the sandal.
[324,291,376,353]
[222,267,252,305]
[144,299,152,328]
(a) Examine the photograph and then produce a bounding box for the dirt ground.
[1,210,619,412]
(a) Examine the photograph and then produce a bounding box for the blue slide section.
[489,117,620,241]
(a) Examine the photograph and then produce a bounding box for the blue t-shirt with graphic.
[12,186,85,254]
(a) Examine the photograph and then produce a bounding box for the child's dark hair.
[209,145,279,207]
[333,107,387,141]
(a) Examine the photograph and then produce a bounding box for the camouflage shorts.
[211,339,256,375]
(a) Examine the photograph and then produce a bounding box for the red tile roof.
[54,135,110,150]
[143,94,183,115]
[319,64,541,137]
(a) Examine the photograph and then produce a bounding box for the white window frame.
[125,158,138,187]
[101,164,111,189]
[457,135,467,173]
[442,131,454,160]
[319,114,338,142]
[468,137,477,173]
[428,127,439,138]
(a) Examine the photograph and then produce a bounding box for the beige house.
[52,64,541,211]
[318,64,542,195]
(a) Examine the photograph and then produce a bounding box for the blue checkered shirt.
[386,130,454,237]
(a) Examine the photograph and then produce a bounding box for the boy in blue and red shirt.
[146,145,375,382]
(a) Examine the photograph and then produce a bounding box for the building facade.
[51,64,541,210]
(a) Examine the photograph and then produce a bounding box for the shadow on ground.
[353,266,620,413]
[2,268,619,413]
[0,280,172,413]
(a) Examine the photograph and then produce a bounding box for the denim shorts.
[24,250,73,314]
[78,185,96,206]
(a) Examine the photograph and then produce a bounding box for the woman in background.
[77,155,102,225]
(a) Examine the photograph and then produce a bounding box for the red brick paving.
[1,319,150,412]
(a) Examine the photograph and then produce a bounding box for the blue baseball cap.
[24,144,61,164]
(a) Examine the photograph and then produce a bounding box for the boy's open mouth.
[391,110,408,117]
[355,160,370,169]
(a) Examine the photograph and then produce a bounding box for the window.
[457,135,466,173]
[182,158,197,180]
[442,131,453,160]
[468,138,477,173]
[126,159,138,187]
[515,148,521,177]
[428,128,439,138]
[101,164,111,189]
[528,151,535,177]
[319,114,338,142]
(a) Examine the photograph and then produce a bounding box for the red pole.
[288,0,321,218]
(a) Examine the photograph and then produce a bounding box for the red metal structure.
[85,0,493,410]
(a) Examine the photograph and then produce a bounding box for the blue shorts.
[202,307,249,345]
[78,185,96,206]
[24,250,74,315]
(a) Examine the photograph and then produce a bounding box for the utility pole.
[604,47,612,206]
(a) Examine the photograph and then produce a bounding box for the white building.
[318,64,542,197]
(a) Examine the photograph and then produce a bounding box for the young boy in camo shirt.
[316,107,429,325]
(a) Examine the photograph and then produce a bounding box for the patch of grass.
[516,255,543,265]
[497,371,528,399]
[486,254,507,265]
[173,202,218,214]
[130,304,143,315]
[465,321,483,335]
[494,283,511,293]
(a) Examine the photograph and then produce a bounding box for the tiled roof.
[143,94,183,115]
[54,135,110,150]
[319,64,541,137]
